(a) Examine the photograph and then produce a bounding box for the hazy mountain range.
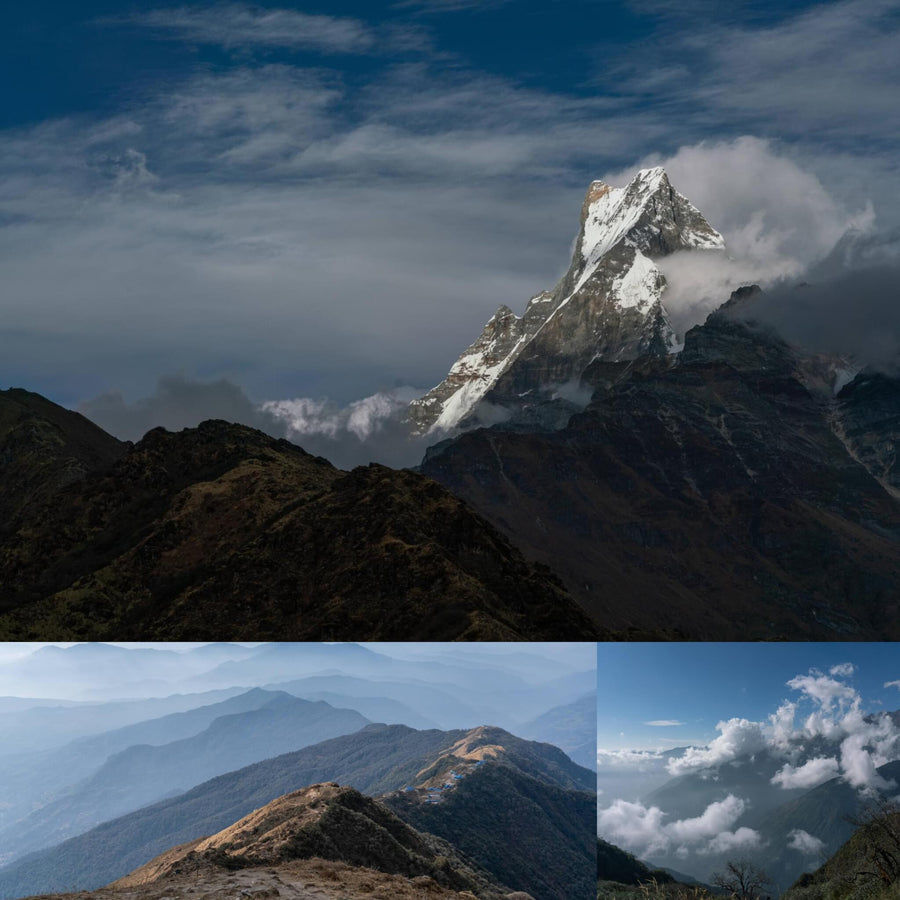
[0,642,595,900]
[0,722,596,900]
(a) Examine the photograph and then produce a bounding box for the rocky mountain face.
[408,168,724,433]
[45,858,488,900]
[420,292,900,639]
[0,397,596,640]
[0,723,593,900]
[17,784,520,900]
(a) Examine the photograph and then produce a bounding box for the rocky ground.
[20,857,503,900]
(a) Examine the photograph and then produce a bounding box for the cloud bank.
[606,137,877,335]
[597,794,761,859]
[660,666,900,794]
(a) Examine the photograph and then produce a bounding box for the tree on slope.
[711,859,773,900]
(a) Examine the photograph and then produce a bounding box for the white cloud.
[597,799,671,857]
[667,718,767,775]
[788,829,825,855]
[666,795,746,844]
[702,827,762,855]
[771,756,840,790]
[830,663,856,677]
[768,701,798,750]
[788,670,860,715]
[886,681,900,690]
[106,4,376,54]
[659,665,900,794]
[263,386,421,441]
[598,795,752,859]
[644,720,685,727]
[605,137,875,334]
[840,732,897,792]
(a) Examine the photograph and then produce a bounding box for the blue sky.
[2,1,898,457]
[598,643,900,749]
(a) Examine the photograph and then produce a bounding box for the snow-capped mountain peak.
[577,168,723,281]
[408,168,725,435]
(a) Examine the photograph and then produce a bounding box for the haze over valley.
[0,641,596,900]
[596,644,900,896]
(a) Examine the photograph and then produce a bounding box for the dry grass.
[24,857,486,900]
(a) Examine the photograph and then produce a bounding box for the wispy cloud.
[644,720,685,727]
[393,0,512,11]
[4,0,898,444]
[609,0,900,153]
[104,4,376,54]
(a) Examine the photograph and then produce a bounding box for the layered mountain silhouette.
[0,692,369,866]
[518,693,597,770]
[0,723,594,900]
[0,391,596,640]
[0,687,293,844]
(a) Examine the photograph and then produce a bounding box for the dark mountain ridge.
[0,403,597,640]
[0,388,126,528]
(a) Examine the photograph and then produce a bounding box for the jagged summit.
[409,168,724,434]
[575,167,723,286]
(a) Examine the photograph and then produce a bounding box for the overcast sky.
[2,0,898,455]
